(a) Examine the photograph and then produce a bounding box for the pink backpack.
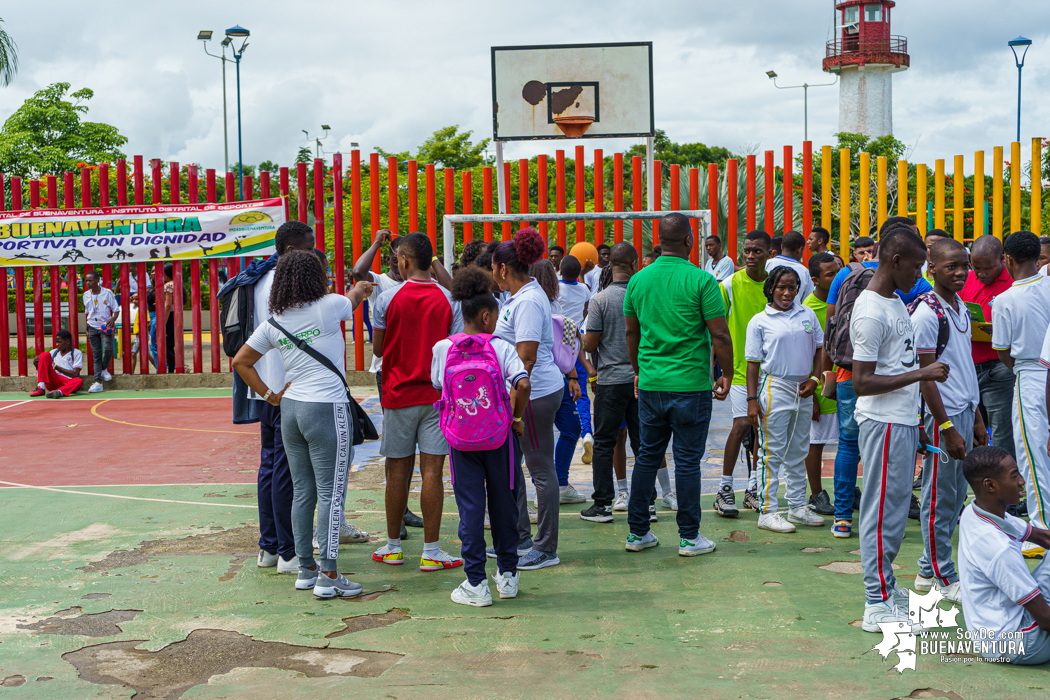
[551,314,580,374]
[435,333,513,455]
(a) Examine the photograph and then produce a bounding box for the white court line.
[0,400,31,411]
[0,479,257,509]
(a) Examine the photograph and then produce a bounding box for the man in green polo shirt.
[623,213,734,557]
[714,230,771,518]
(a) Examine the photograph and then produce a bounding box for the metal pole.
[235,51,243,201]
[1016,63,1023,143]
[494,141,506,213]
[803,84,809,142]
[221,56,229,175]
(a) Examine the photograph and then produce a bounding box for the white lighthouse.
[823,1,910,137]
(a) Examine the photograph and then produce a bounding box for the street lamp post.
[225,25,250,201]
[766,70,837,142]
[198,30,232,174]
[1008,36,1032,143]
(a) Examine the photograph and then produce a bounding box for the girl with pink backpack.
[431,267,532,607]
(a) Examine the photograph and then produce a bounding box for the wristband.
[809,376,820,383]
[746,396,759,402]
[939,420,954,431]
[513,416,522,423]
[262,389,272,401]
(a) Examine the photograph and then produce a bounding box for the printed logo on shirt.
[277,327,321,348]
[895,318,914,337]
[801,320,815,334]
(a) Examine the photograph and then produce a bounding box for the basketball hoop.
[553,115,595,138]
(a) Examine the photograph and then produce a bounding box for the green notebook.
[964,301,988,324]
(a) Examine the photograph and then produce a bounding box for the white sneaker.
[861,601,909,633]
[340,521,369,543]
[612,490,629,512]
[787,505,825,527]
[913,575,934,593]
[678,534,716,557]
[88,382,104,393]
[101,370,113,382]
[662,492,678,511]
[581,433,594,464]
[484,511,491,530]
[492,570,519,599]
[559,484,586,504]
[527,504,538,524]
[625,531,659,552]
[451,580,492,607]
[277,556,299,574]
[313,572,363,599]
[758,512,796,533]
[257,550,278,568]
[934,580,962,604]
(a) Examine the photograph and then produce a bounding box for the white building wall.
[838,64,895,137]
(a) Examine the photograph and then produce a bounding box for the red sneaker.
[29,387,45,397]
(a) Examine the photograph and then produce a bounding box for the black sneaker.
[853,487,862,511]
[649,505,658,522]
[912,474,923,491]
[400,523,409,540]
[908,494,921,520]
[1007,499,1028,518]
[809,489,835,516]
[404,509,424,528]
[743,488,761,513]
[714,484,739,517]
[580,504,614,523]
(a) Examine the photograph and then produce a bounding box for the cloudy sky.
[2,1,1048,175]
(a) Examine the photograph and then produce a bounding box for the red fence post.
[707,163,718,253]
[653,160,662,246]
[425,163,437,253]
[537,155,548,247]
[29,180,44,358]
[519,158,529,231]
[387,157,399,238]
[115,161,132,376]
[333,153,345,339]
[443,168,454,255]
[574,145,585,244]
[802,141,813,263]
[613,154,624,245]
[296,162,308,224]
[408,159,418,232]
[688,167,700,266]
[169,162,184,373]
[462,171,472,245]
[556,150,567,251]
[728,159,739,263]
[189,165,202,374]
[207,168,220,374]
[351,149,365,371]
[46,176,60,341]
[0,173,8,377]
[151,159,167,375]
[746,154,757,233]
[483,166,493,243]
[12,178,27,376]
[313,159,325,255]
[594,150,604,246]
[370,153,380,273]
[99,164,114,379]
[64,171,80,367]
[764,150,775,235]
[134,156,149,375]
[631,155,642,256]
[279,166,290,223]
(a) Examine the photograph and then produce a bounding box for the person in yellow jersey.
[802,252,841,516]
[714,231,771,517]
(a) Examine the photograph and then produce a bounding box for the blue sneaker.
[625,531,659,552]
[486,537,533,559]
[832,520,852,538]
[517,549,560,570]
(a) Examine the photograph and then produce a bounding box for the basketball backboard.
[491,42,654,142]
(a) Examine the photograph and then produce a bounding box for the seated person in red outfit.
[31,330,84,398]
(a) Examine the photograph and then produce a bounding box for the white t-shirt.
[557,280,591,327]
[494,278,562,400]
[367,272,403,373]
[991,273,1050,374]
[744,302,823,383]
[849,289,920,426]
[958,505,1041,650]
[584,265,602,293]
[83,288,119,329]
[245,294,356,404]
[51,347,83,373]
[705,255,735,282]
[913,293,980,416]
[431,336,529,393]
[765,255,814,302]
[249,270,286,398]
[128,273,152,295]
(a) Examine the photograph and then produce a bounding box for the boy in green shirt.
[802,252,841,515]
[714,231,771,517]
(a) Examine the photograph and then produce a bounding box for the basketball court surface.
[0,388,1036,699]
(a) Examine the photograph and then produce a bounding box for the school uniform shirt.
[245,294,356,404]
[51,347,83,373]
[912,293,980,416]
[960,267,1012,364]
[991,273,1050,375]
[765,255,814,301]
[373,278,463,409]
[584,265,602,293]
[367,272,403,374]
[704,255,735,282]
[557,280,591,327]
[721,270,769,387]
[744,302,823,383]
[249,269,285,398]
[128,273,152,295]
[849,289,920,426]
[83,287,119,329]
[958,504,1041,643]
[430,336,528,393]
[495,278,562,400]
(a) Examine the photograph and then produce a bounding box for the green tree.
[295,147,312,164]
[258,159,279,173]
[625,129,737,172]
[0,82,127,178]
[376,125,489,170]
[0,17,16,86]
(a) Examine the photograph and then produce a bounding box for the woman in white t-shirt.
[234,250,373,600]
[492,228,567,571]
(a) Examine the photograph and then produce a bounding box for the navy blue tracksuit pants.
[258,400,296,560]
[450,435,524,586]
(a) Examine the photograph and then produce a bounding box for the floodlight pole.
[646,136,655,210]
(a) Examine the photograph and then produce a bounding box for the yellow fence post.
[916,164,927,235]
[1033,137,1043,235]
[993,146,1004,240]
[1010,141,1021,234]
[822,145,832,233]
[934,159,946,230]
[840,148,850,260]
[974,150,985,239]
[953,154,965,242]
[877,156,888,230]
[897,160,908,218]
[859,152,870,239]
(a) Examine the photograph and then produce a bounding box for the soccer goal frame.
[441,209,710,273]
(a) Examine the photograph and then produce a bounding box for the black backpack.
[218,283,253,358]
[823,263,875,370]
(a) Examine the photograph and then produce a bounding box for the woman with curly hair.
[233,250,373,599]
[743,264,825,535]
[492,227,569,570]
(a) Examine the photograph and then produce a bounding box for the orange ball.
[569,241,598,269]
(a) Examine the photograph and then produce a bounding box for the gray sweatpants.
[858,419,920,604]
[281,398,353,571]
[917,408,975,585]
[1004,557,1050,665]
[516,388,563,554]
